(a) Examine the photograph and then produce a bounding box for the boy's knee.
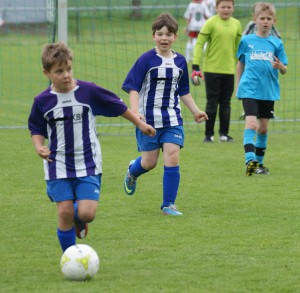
[59,208,74,221]
[79,211,96,223]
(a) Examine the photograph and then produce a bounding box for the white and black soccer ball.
[60,244,100,281]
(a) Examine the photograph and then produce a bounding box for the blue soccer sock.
[161,166,180,209]
[57,227,76,252]
[129,156,149,178]
[244,129,256,163]
[255,133,268,165]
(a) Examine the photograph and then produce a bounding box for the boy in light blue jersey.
[122,13,207,216]
[236,2,288,176]
[28,43,156,252]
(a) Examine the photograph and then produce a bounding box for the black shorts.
[242,98,275,119]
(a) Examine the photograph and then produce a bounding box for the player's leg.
[256,118,269,163]
[254,119,269,174]
[185,37,193,63]
[160,126,183,216]
[203,73,221,142]
[124,128,160,195]
[191,37,197,49]
[56,200,76,252]
[219,74,234,141]
[124,150,159,195]
[47,178,77,252]
[74,175,100,239]
[254,101,273,174]
[254,101,274,174]
[243,99,259,176]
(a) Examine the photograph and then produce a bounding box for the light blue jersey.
[236,34,288,101]
[122,48,190,129]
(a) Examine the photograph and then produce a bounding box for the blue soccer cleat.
[124,160,137,195]
[162,205,183,216]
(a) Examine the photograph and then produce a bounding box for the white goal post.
[58,0,68,44]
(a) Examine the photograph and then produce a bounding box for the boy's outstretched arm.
[180,94,208,123]
[128,90,145,121]
[121,108,156,136]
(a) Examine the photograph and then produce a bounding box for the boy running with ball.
[28,43,156,252]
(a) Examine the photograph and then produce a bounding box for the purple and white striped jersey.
[28,80,127,180]
[122,49,190,129]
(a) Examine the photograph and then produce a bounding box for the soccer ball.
[60,244,100,281]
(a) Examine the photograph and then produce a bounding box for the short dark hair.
[216,0,234,7]
[152,13,178,35]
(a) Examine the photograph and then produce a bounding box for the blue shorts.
[136,126,184,152]
[46,174,101,202]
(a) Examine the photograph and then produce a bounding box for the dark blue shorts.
[136,125,184,152]
[46,174,101,202]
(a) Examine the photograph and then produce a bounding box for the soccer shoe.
[74,219,88,239]
[162,205,183,216]
[124,160,137,195]
[219,135,234,142]
[203,136,214,143]
[255,164,270,175]
[245,160,259,176]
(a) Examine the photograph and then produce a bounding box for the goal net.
[0,0,299,134]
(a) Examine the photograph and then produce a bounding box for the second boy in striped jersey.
[28,42,156,252]
[122,13,208,216]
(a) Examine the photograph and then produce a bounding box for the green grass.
[1,127,300,292]
[0,2,300,291]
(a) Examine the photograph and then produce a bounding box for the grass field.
[1,126,300,293]
[0,1,300,292]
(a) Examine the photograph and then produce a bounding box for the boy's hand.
[193,110,208,123]
[36,146,52,162]
[134,111,156,136]
[140,123,156,137]
[271,56,287,74]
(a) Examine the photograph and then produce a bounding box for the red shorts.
[188,31,200,38]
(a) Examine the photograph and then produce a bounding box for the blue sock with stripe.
[255,133,268,164]
[244,129,256,163]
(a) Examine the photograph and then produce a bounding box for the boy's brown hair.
[152,13,178,35]
[216,0,234,7]
[41,42,73,72]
